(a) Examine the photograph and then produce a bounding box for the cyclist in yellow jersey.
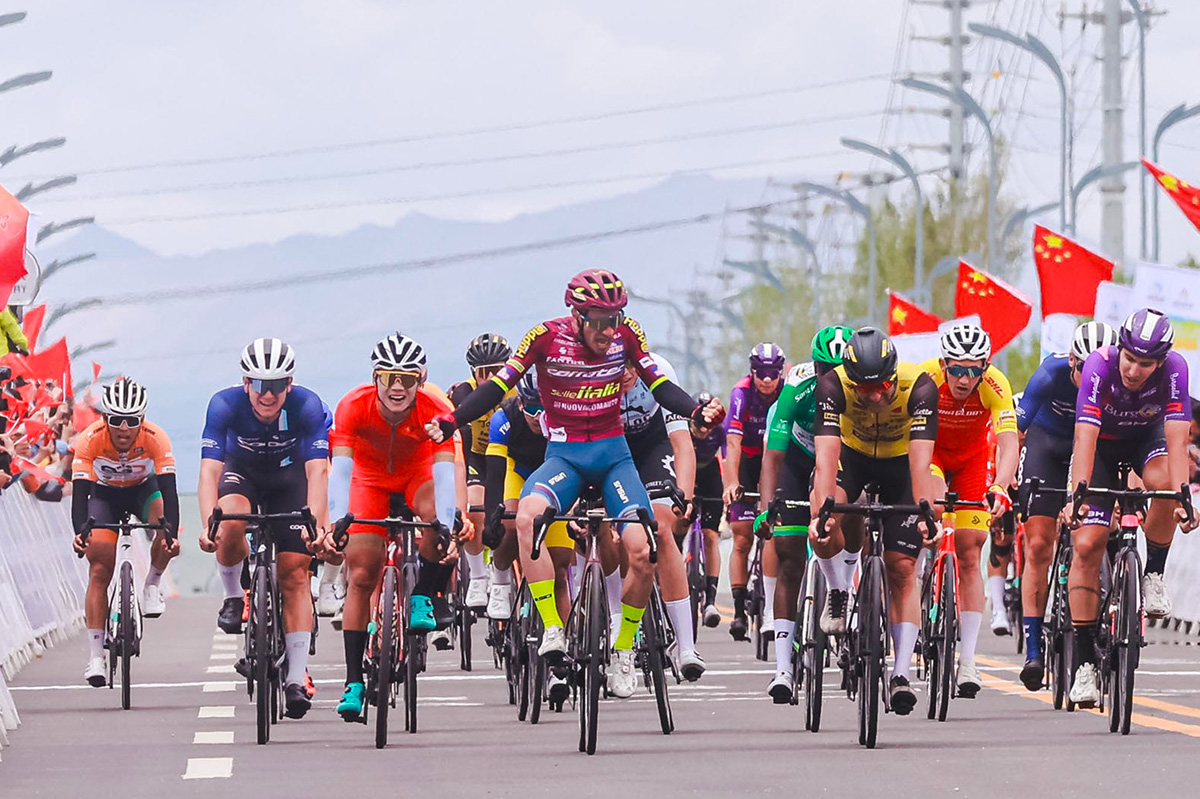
[919,324,1019,698]
[810,327,939,715]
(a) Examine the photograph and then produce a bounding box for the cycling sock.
[987,575,1007,615]
[1073,622,1098,666]
[1023,616,1044,660]
[285,631,310,687]
[145,566,164,589]
[88,629,104,659]
[605,569,623,632]
[436,562,456,594]
[529,579,563,628]
[218,562,244,599]
[816,552,846,592]
[414,557,440,597]
[319,561,341,590]
[960,611,983,662]
[773,619,796,674]
[491,565,513,586]
[704,576,719,606]
[837,550,860,589]
[890,622,919,681]
[1145,541,1170,575]
[732,586,748,618]
[464,550,487,581]
[613,603,646,651]
[762,576,778,622]
[665,598,695,655]
[343,629,368,684]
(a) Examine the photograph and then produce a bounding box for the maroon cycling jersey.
[493,315,669,443]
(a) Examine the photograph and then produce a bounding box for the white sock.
[817,551,846,592]
[987,575,1006,615]
[88,629,104,659]
[605,568,624,634]
[319,562,341,589]
[145,566,164,589]
[890,622,919,681]
[762,576,777,624]
[285,631,311,687]
[774,618,796,674]
[218,562,244,599]
[465,550,487,581]
[491,565,513,586]
[665,598,695,655]
[838,551,860,589]
[960,611,983,663]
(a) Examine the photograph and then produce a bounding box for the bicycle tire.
[582,563,605,755]
[403,564,419,734]
[921,567,938,721]
[937,557,957,723]
[253,564,271,745]
[858,558,884,749]
[460,601,474,672]
[119,561,134,711]
[1114,552,1140,735]
[375,567,398,749]
[804,569,827,731]
[687,551,702,638]
[645,593,674,735]
[530,643,546,725]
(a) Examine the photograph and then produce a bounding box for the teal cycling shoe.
[337,682,366,722]
[409,594,436,632]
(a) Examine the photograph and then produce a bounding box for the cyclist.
[810,326,938,715]
[197,337,330,720]
[690,390,725,628]
[619,352,705,681]
[72,379,180,686]
[1015,320,1116,690]
[724,343,786,641]
[450,333,513,610]
[920,324,1018,699]
[428,268,723,699]
[325,333,465,722]
[1062,308,1196,707]
[757,325,852,701]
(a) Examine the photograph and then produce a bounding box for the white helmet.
[101,378,148,416]
[372,333,426,371]
[240,337,295,379]
[1071,320,1118,361]
[940,324,992,361]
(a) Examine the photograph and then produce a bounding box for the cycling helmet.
[517,369,541,407]
[564,268,628,313]
[101,378,148,416]
[465,333,512,368]
[842,327,898,384]
[811,326,854,365]
[940,323,992,362]
[1071,320,1118,361]
[240,337,295,379]
[371,332,426,371]
[1118,307,1174,360]
[749,342,786,370]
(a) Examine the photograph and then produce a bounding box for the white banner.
[1093,280,1135,327]
[1129,261,1200,398]
[1040,313,1077,359]
[893,315,982,365]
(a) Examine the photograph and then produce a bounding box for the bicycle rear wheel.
[1112,553,1141,735]
[529,607,546,725]
[253,564,272,745]
[457,563,474,672]
[580,564,605,755]
[402,564,419,733]
[375,567,398,749]
[119,561,134,711]
[858,558,885,749]
[803,568,827,731]
[645,592,674,735]
[936,557,957,723]
[921,568,938,721]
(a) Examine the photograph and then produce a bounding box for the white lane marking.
[193,731,234,744]
[198,706,235,719]
[202,682,237,693]
[182,757,233,780]
[205,665,237,674]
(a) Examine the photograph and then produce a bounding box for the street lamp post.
[791,181,878,324]
[0,71,52,95]
[70,339,116,360]
[36,217,94,245]
[44,297,103,333]
[1001,202,1060,250]
[41,252,97,283]
[628,288,707,387]
[0,137,67,169]
[1071,161,1140,236]
[16,175,76,203]
[1152,103,1200,261]
[1127,1,1151,259]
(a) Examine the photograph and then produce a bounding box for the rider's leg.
[549,545,573,624]
[652,500,696,656]
[141,494,176,588]
[955,524,988,664]
[84,534,116,657]
[464,483,488,583]
[1067,522,1108,667]
[762,537,778,629]
[614,519,653,649]
[1021,515,1056,659]
[729,520,753,620]
[278,551,316,688]
[772,535,806,676]
[341,533,386,685]
[1140,454,1175,574]
[884,551,920,680]
[214,494,252,599]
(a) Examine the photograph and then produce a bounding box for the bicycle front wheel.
[858,558,885,749]
[936,557,957,723]
[119,561,134,711]
[921,568,939,721]
[1113,553,1141,735]
[253,564,272,745]
[581,564,606,755]
[402,564,419,733]
[803,568,827,731]
[375,567,398,749]
[645,594,674,735]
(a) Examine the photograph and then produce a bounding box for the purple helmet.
[564,269,627,313]
[1119,307,1174,360]
[749,342,786,370]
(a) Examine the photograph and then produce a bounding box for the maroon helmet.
[564,269,628,313]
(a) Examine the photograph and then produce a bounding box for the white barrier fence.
[0,488,84,759]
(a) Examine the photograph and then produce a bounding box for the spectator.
[0,306,29,356]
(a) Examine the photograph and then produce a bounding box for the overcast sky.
[2,1,1200,263]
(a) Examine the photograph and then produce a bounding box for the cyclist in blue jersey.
[1015,321,1115,690]
[197,337,331,720]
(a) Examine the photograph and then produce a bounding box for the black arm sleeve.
[35,481,64,502]
[72,479,93,533]
[449,382,474,453]
[451,381,507,429]
[906,373,939,441]
[484,453,508,520]
[814,370,847,437]
[650,380,698,419]
[158,473,181,530]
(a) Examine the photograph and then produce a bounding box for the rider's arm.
[668,425,696,500]
[305,458,330,531]
[721,382,747,493]
[758,399,785,511]
[158,473,181,530]
[1016,360,1052,434]
[986,368,1020,488]
[297,391,332,530]
[198,459,223,527]
[448,381,474,454]
[432,453,458,530]
[624,321,705,421]
[1166,420,1191,490]
[198,392,231,526]
[1163,353,1193,490]
[994,431,1019,489]
[1069,422,1099,489]
[906,373,940,504]
[484,408,512,516]
[1070,350,1106,489]
[811,369,846,504]
[71,478,92,533]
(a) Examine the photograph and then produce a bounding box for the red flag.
[0,186,29,308]
[1032,226,1114,317]
[72,400,101,434]
[17,418,55,446]
[21,304,46,352]
[1143,158,1200,234]
[887,290,943,335]
[24,337,68,386]
[0,352,30,379]
[954,261,1033,351]
[9,456,64,486]
[92,361,102,383]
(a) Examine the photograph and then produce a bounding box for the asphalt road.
[4,597,1200,798]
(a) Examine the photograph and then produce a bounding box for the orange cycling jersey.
[919,359,1017,459]
[72,419,176,488]
[330,384,456,484]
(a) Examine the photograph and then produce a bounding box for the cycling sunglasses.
[105,414,143,429]
[522,404,545,419]
[853,379,894,394]
[473,364,505,382]
[249,377,291,395]
[752,368,782,381]
[580,311,624,331]
[946,364,986,379]
[375,370,422,389]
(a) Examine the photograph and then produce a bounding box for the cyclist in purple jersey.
[1061,308,1198,707]
[690,391,725,627]
[722,343,785,641]
[429,269,725,698]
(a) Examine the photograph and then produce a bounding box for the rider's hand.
[690,398,725,434]
[458,517,477,542]
[985,485,1012,520]
[1059,502,1085,530]
[752,510,772,539]
[164,535,182,558]
[198,522,218,554]
[425,414,457,444]
[72,533,88,557]
[722,484,741,507]
[1176,503,1199,533]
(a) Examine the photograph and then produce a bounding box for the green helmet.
[811,325,854,365]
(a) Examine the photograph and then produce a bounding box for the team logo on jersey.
[515,324,548,358]
[662,454,676,478]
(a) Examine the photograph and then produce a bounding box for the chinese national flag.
[887,290,942,335]
[1143,158,1200,234]
[954,261,1033,351]
[0,185,30,308]
[21,304,46,352]
[1033,226,1114,317]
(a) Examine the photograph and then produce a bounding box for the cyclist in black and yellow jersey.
[810,327,939,715]
[449,333,513,610]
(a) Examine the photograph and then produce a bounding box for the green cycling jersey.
[764,361,817,457]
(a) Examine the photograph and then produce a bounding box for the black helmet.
[465,333,512,368]
[842,327,898,384]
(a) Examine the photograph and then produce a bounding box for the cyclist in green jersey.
[755,326,852,701]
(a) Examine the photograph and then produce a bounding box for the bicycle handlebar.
[76,516,177,556]
[530,504,659,564]
[815,496,937,543]
[1069,480,1195,528]
[329,512,453,551]
[207,506,318,544]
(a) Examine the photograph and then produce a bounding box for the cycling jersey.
[331,384,456,485]
[621,353,688,439]
[815,363,938,459]
[486,398,548,481]
[765,362,818,457]
[1076,346,1190,438]
[692,425,723,466]
[449,377,513,458]
[72,420,176,488]
[201,385,329,470]
[919,359,1017,459]
[725,374,781,458]
[1017,354,1077,438]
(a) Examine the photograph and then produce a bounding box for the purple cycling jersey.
[1076,345,1190,438]
[692,424,723,465]
[724,374,782,458]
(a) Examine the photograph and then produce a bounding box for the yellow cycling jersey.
[814,361,938,459]
[919,359,1017,457]
[449,376,514,457]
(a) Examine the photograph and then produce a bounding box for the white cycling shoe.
[678,649,706,682]
[1143,573,1172,618]
[487,583,514,620]
[465,577,489,610]
[142,584,166,618]
[607,650,638,698]
[316,583,342,617]
[84,656,107,687]
[1069,662,1100,708]
[990,607,1011,636]
[956,659,982,699]
[767,671,793,704]
[538,625,567,659]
